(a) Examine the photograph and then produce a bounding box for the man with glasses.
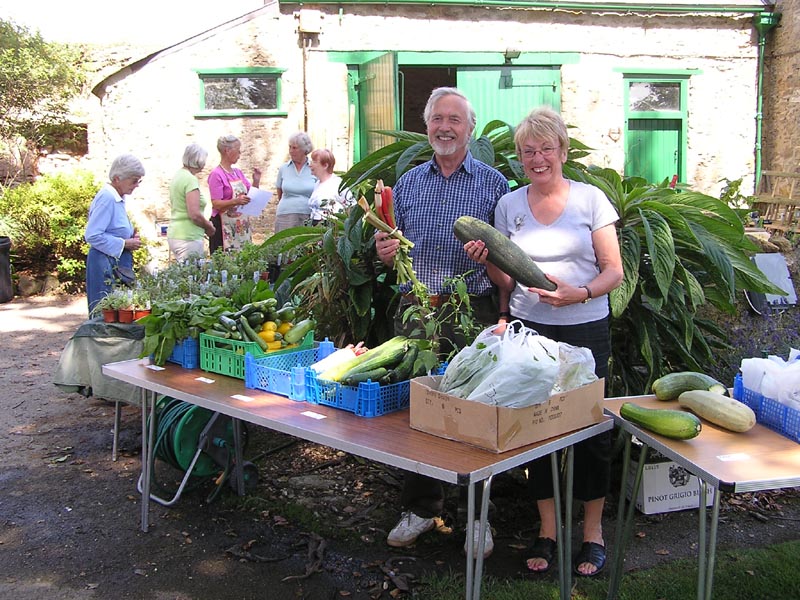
[374,87,509,559]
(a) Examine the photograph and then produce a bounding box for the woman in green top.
[168,143,216,262]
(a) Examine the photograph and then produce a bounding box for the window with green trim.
[195,68,287,117]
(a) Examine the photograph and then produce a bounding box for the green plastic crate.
[199,330,314,380]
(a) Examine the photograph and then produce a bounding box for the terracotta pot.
[117,308,134,324]
[101,308,118,323]
[134,308,151,320]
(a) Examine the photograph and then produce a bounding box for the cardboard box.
[409,376,605,453]
[626,457,715,515]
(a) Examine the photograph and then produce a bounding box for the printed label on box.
[627,459,714,515]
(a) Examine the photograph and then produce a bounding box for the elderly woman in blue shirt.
[84,154,144,314]
[274,131,316,232]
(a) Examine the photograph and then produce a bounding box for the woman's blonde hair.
[310,149,335,174]
[514,107,569,157]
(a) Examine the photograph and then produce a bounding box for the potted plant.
[93,289,128,323]
[132,289,151,320]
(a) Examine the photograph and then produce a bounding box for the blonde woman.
[167,143,215,262]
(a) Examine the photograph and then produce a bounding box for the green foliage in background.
[0,170,98,291]
[0,18,85,145]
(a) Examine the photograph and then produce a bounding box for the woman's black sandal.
[526,537,557,573]
[574,541,606,577]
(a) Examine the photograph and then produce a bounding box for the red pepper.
[381,187,395,229]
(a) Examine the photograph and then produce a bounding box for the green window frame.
[195,67,288,118]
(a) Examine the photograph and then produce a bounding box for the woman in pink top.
[207,135,262,253]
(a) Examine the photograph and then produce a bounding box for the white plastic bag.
[553,343,598,393]
[465,321,560,408]
[439,324,504,399]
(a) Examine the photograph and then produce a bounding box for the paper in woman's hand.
[238,187,272,216]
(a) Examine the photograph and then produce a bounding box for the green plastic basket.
[199,330,314,380]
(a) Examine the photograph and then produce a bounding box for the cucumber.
[678,390,756,433]
[283,318,315,344]
[619,402,702,440]
[342,367,389,386]
[651,371,729,401]
[453,215,556,291]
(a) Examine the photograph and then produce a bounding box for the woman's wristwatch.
[580,285,593,303]
[498,311,511,320]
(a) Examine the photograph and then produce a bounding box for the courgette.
[247,311,266,327]
[218,314,239,332]
[204,328,231,339]
[283,318,316,344]
[452,215,556,291]
[651,371,729,401]
[386,344,419,383]
[342,367,389,386]
[677,390,756,433]
[239,316,269,352]
[276,305,296,322]
[619,402,702,440]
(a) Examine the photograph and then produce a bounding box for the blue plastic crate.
[304,370,411,417]
[736,384,800,443]
[244,339,335,401]
[166,337,200,369]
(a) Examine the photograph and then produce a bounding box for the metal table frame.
[104,359,612,600]
[605,395,800,600]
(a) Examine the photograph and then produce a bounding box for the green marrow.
[619,402,702,440]
[651,371,729,401]
[283,318,316,344]
[453,215,556,291]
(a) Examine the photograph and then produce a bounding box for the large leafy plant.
[573,168,784,395]
[266,208,396,348]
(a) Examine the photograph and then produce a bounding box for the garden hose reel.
[139,396,259,507]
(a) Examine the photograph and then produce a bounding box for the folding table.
[605,395,800,600]
[103,358,613,600]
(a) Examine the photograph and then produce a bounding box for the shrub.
[0,170,98,291]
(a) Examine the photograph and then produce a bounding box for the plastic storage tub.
[199,330,314,380]
[244,339,335,401]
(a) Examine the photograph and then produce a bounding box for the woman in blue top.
[84,154,145,314]
[274,131,316,232]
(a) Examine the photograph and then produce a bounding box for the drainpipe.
[753,12,781,191]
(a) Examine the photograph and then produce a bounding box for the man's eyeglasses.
[521,145,560,158]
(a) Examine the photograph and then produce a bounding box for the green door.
[625,119,681,185]
[357,53,399,155]
[457,67,560,134]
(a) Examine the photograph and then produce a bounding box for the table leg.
[607,434,647,600]
[138,387,152,532]
[465,476,494,600]
[563,446,574,600]
[696,481,721,600]
[466,482,475,600]
[232,418,245,496]
[112,401,121,462]
[551,452,566,599]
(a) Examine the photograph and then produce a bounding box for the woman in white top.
[308,149,353,226]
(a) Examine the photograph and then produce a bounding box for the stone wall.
[763,0,800,175]
[85,3,765,253]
